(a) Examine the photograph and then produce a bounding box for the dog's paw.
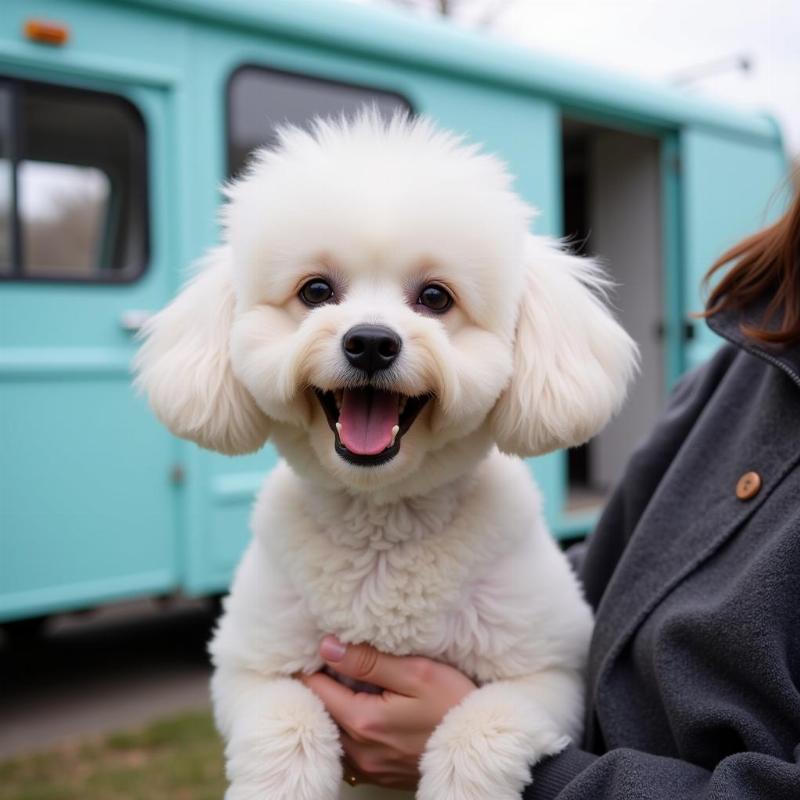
[417,683,569,800]
[224,679,342,800]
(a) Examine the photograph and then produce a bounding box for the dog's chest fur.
[257,457,532,661]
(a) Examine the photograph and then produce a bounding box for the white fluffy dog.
[134,112,637,800]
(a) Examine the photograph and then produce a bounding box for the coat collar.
[707,301,800,390]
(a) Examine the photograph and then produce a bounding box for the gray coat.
[525,306,800,799]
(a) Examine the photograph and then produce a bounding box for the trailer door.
[0,77,176,622]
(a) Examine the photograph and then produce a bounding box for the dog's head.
[135,113,637,494]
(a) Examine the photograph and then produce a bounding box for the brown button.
[736,471,762,501]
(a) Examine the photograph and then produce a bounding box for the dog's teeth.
[390,424,400,447]
[399,397,407,414]
[335,422,342,436]
[334,390,343,409]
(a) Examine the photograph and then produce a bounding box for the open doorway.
[562,117,665,513]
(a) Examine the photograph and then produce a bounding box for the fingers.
[300,671,364,738]
[303,668,425,749]
[340,733,420,791]
[319,635,426,697]
[302,666,402,743]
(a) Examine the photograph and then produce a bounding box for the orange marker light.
[24,19,70,46]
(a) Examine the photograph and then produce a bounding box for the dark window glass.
[227,66,413,178]
[0,79,148,282]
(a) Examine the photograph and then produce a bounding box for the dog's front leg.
[213,665,343,800]
[417,666,584,800]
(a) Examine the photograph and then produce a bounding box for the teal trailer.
[0,0,788,625]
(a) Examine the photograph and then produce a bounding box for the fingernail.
[320,635,347,662]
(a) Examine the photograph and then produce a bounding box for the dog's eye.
[417,284,453,313]
[299,279,334,306]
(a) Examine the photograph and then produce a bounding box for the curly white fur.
[135,111,637,799]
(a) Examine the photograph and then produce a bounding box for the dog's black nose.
[342,325,402,374]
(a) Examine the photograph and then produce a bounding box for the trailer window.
[0,85,13,275]
[0,79,148,282]
[227,66,412,177]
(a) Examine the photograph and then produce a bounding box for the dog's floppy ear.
[133,246,270,455]
[490,236,638,457]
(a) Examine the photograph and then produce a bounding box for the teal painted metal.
[660,133,686,389]
[0,0,788,622]
[680,129,789,371]
[124,0,780,143]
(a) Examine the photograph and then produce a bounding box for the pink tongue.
[338,389,399,455]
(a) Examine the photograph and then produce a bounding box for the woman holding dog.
[305,186,800,799]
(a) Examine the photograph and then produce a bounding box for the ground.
[0,599,213,760]
[0,599,220,798]
[0,710,225,800]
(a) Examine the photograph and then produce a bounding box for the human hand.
[300,636,477,790]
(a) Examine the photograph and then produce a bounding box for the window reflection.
[19,161,110,277]
[0,86,12,276]
[0,159,10,276]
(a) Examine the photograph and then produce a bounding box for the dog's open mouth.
[314,388,430,466]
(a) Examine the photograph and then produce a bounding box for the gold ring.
[343,771,359,787]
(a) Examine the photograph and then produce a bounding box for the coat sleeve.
[523,744,800,800]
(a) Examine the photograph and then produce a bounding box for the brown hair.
[703,188,800,346]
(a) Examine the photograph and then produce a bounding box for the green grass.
[0,710,226,800]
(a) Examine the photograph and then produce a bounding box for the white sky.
[356,0,800,158]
